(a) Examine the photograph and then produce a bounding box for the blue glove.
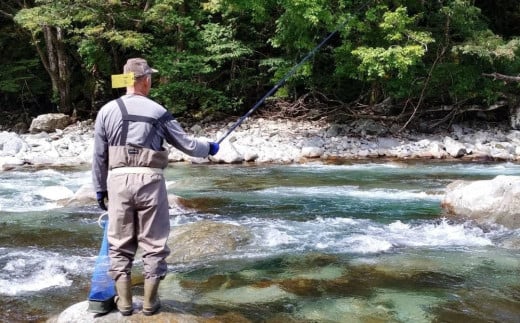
[96,191,108,211]
[209,142,219,155]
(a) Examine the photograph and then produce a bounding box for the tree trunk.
[509,98,520,130]
[176,0,187,51]
[482,72,520,129]
[40,25,72,114]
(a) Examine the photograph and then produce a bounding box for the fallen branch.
[482,72,520,83]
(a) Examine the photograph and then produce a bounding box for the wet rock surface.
[441,175,520,229]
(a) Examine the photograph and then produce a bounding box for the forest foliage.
[1,0,520,131]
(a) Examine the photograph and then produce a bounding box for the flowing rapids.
[0,161,519,322]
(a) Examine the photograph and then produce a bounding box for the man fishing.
[91,58,219,316]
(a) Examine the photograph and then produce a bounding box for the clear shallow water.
[0,161,519,322]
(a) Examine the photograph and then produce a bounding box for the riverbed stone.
[198,285,296,306]
[441,175,520,229]
[295,296,393,322]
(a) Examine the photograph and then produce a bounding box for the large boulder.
[166,220,252,264]
[48,299,247,322]
[441,175,520,229]
[60,183,97,207]
[29,113,71,134]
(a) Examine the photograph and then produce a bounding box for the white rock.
[210,141,244,163]
[0,156,25,170]
[441,175,520,229]
[36,186,75,201]
[443,136,467,158]
[301,146,324,158]
[0,131,27,155]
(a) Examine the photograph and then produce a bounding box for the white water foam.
[0,193,58,212]
[288,162,404,171]
[0,170,90,212]
[257,186,443,201]
[0,249,90,296]
[229,217,496,258]
[289,161,520,177]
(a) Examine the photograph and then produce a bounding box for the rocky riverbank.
[1,113,520,170]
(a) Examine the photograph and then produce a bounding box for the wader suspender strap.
[115,98,172,147]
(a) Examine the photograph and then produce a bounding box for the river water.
[0,161,519,322]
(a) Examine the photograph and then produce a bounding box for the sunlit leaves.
[453,31,520,61]
[8,0,520,119]
[15,5,72,35]
[351,6,434,81]
[202,23,252,65]
[352,45,426,79]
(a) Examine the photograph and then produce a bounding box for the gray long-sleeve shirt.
[92,94,210,192]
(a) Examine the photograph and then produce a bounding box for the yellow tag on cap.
[111,73,134,88]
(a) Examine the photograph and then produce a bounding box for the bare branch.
[0,9,14,19]
[482,72,520,83]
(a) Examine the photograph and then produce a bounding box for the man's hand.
[96,191,108,210]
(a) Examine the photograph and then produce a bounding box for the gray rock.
[29,113,71,134]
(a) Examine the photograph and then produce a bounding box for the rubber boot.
[115,276,133,316]
[143,278,161,316]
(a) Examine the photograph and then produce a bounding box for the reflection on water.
[0,161,519,322]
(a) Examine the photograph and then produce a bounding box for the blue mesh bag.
[87,214,116,314]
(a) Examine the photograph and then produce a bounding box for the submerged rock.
[166,220,252,264]
[433,287,520,323]
[198,285,295,306]
[441,175,520,229]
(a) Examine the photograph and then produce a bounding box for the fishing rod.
[216,9,364,144]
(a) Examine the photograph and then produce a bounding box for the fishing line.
[217,4,368,144]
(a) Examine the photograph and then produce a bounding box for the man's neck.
[126,90,147,96]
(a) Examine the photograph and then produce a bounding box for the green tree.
[0,0,51,128]
[14,0,254,119]
[15,1,74,114]
[15,0,153,115]
[146,0,253,117]
[5,0,520,130]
